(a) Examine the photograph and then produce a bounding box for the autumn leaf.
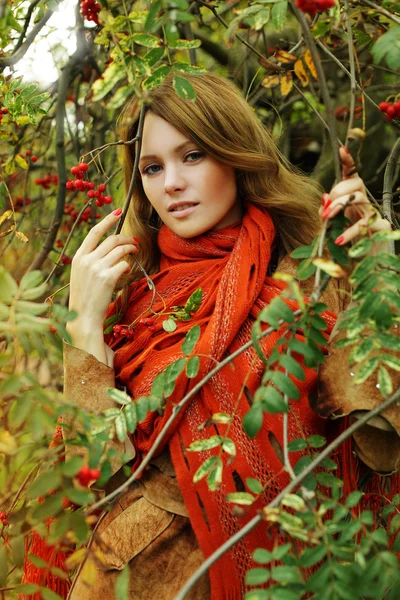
[0,224,15,238]
[258,57,285,72]
[304,49,317,79]
[15,231,29,243]
[0,210,13,226]
[313,258,346,278]
[294,58,309,87]
[261,74,280,88]
[275,49,296,64]
[280,72,293,97]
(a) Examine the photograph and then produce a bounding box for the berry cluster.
[139,317,157,332]
[64,203,99,223]
[335,96,363,122]
[61,255,72,265]
[66,162,113,207]
[295,0,335,17]
[35,173,58,189]
[18,150,38,163]
[0,107,8,122]
[379,101,400,121]
[80,0,101,25]
[14,196,31,212]
[76,466,101,487]
[0,511,7,526]
[113,324,135,340]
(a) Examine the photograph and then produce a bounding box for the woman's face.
[138,112,242,238]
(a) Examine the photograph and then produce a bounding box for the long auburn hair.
[117,72,322,285]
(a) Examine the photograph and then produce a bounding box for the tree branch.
[382,136,400,253]
[174,384,400,600]
[0,8,54,69]
[358,0,400,26]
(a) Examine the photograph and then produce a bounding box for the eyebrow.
[139,140,194,164]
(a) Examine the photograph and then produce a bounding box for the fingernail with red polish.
[133,237,140,244]
[335,235,345,245]
[321,204,332,219]
[321,193,330,207]
[341,146,349,155]
[113,208,122,216]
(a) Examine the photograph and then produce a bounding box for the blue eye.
[142,164,162,176]
[186,151,204,161]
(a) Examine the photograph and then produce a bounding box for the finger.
[333,217,369,246]
[92,235,139,260]
[339,146,358,180]
[321,191,367,220]
[329,176,365,202]
[100,244,138,268]
[77,209,123,256]
[111,260,132,282]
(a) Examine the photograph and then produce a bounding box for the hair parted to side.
[117,72,322,284]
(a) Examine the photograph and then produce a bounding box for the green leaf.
[271,565,301,583]
[124,403,137,433]
[243,404,263,438]
[64,488,95,505]
[144,47,165,66]
[258,386,287,413]
[20,282,48,300]
[61,456,84,478]
[136,396,149,422]
[288,338,316,361]
[287,438,307,451]
[245,567,270,586]
[246,478,264,494]
[269,296,294,323]
[107,388,131,406]
[351,337,375,363]
[193,456,219,483]
[281,493,306,510]
[115,412,128,441]
[377,333,400,351]
[92,62,127,102]
[143,65,171,91]
[173,75,196,101]
[371,26,400,70]
[31,494,64,520]
[162,317,177,332]
[378,365,393,396]
[170,39,202,49]
[222,438,236,456]
[299,544,327,567]
[27,470,62,498]
[271,371,300,400]
[381,354,400,371]
[296,259,316,280]
[0,266,18,302]
[226,492,255,505]
[349,256,376,285]
[41,589,64,600]
[253,548,272,564]
[316,472,343,488]
[164,357,187,397]
[271,1,288,31]
[291,244,314,259]
[115,565,130,600]
[348,237,373,258]
[144,0,161,32]
[306,435,326,448]
[345,491,363,508]
[186,355,200,378]
[151,372,165,397]
[207,458,223,491]
[182,324,201,355]
[107,84,136,110]
[187,435,222,452]
[279,354,305,380]
[184,287,203,313]
[354,357,379,384]
[132,33,162,47]
[370,527,388,547]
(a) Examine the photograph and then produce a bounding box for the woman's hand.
[66,209,139,363]
[319,146,391,245]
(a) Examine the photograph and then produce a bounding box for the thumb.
[339,146,358,180]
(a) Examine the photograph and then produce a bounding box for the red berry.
[25,149,31,156]
[394,101,400,117]
[379,102,389,112]
[76,466,92,486]
[386,104,396,117]
[104,195,113,204]
[31,155,38,162]
[78,162,88,171]
[49,325,57,334]
[87,190,97,198]
[89,468,100,481]
[62,255,72,265]
[2,108,8,115]
[71,166,81,175]
[88,181,95,190]
[97,183,106,192]
[95,199,103,207]
[56,239,63,248]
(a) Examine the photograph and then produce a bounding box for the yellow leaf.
[0,431,18,454]
[272,271,294,283]
[261,74,280,89]
[15,230,29,243]
[16,116,31,126]
[294,58,309,87]
[65,548,88,570]
[263,507,280,522]
[280,72,293,97]
[275,49,297,64]
[81,556,97,586]
[0,224,15,238]
[304,49,317,79]
[313,258,346,278]
[258,57,285,72]
[0,210,13,226]
[347,128,367,142]
[15,154,29,170]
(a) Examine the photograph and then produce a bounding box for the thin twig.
[174,384,400,600]
[344,0,357,146]
[358,0,400,26]
[382,136,400,253]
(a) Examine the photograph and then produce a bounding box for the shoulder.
[276,254,350,315]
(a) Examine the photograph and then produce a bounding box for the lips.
[168,202,199,212]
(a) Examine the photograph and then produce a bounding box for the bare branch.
[0,8,54,69]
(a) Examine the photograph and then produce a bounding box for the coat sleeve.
[62,340,135,477]
[278,255,400,474]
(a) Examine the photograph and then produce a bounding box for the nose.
[163,163,186,195]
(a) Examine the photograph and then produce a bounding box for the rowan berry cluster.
[66,162,113,207]
[0,107,8,121]
[80,0,101,25]
[18,150,38,163]
[14,196,31,212]
[139,317,157,332]
[295,0,335,17]
[335,96,363,122]
[379,101,400,121]
[76,466,100,487]
[35,173,58,189]
[64,203,99,223]
[113,324,135,340]
[61,255,72,265]
[0,511,7,526]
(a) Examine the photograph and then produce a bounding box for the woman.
[30,73,399,599]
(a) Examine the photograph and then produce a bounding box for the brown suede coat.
[62,257,400,599]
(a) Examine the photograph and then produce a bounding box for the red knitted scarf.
[106,204,337,598]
